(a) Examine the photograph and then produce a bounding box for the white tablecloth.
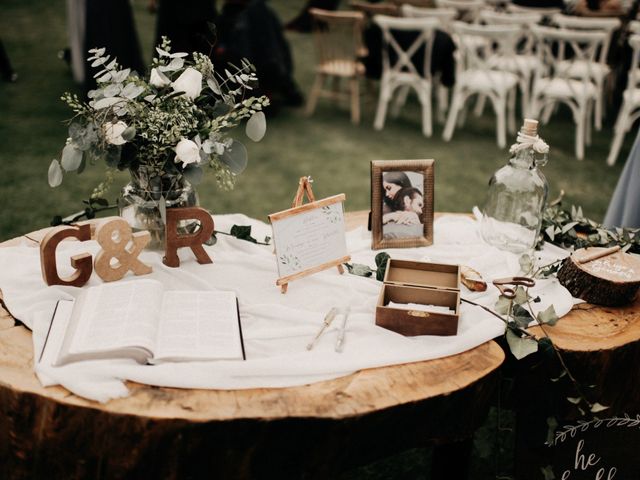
[0,214,575,403]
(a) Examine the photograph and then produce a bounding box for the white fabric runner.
[0,214,575,403]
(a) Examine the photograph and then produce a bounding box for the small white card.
[269,195,350,284]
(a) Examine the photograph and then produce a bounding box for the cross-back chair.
[401,5,458,121]
[479,9,543,117]
[306,8,367,124]
[529,24,607,160]
[373,14,440,136]
[551,13,621,131]
[607,33,640,165]
[506,3,562,17]
[443,21,521,148]
[434,0,485,23]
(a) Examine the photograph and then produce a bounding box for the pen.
[334,306,350,353]
[306,307,339,351]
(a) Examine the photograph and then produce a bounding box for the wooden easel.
[274,176,346,294]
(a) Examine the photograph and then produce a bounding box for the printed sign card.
[268,194,350,293]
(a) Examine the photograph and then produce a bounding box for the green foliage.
[344,251,391,281]
[49,38,269,200]
[541,203,640,253]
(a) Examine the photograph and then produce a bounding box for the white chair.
[401,5,458,122]
[434,0,485,23]
[479,9,543,116]
[373,15,440,136]
[401,5,458,32]
[443,22,521,148]
[506,3,562,17]
[529,24,606,160]
[607,34,640,166]
[551,14,621,131]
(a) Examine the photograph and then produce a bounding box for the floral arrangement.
[48,37,269,202]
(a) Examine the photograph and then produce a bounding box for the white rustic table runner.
[0,214,575,402]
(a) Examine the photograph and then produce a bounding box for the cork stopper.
[521,118,538,136]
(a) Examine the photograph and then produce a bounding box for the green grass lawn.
[0,0,633,242]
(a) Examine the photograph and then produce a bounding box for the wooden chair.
[529,24,606,160]
[373,15,440,136]
[443,22,521,148]
[607,32,640,165]
[551,14,621,131]
[306,9,367,124]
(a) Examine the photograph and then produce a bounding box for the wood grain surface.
[0,211,505,479]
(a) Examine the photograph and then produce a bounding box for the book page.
[153,290,243,362]
[67,279,163,356]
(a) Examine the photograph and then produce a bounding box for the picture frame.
[370,159,434,250]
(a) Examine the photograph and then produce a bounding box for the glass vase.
[118,167,199,250]
[480,120,549,254]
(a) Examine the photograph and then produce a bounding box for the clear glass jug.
[480,119,549,254]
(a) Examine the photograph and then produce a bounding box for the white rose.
[175,138,201,167]
[149,67,170,88]
[103,121,128,145]
[171,67,203,100]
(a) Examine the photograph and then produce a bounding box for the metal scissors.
[492,277,536,299]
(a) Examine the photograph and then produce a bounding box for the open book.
[41,279,245,366]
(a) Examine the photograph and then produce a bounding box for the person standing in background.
[0,38,18,82]
[150,0,218,55]
[65,0,144,94]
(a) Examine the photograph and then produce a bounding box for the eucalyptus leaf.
[61,143,83,171]
[495,296,512,316]
[121,126,136,141]
[121,82,144,99]
[537,305,559,326]
[93,96,125,110]
[506,329,538,360]
[220,140,248,174]
[230,225,257,243]
[540,465,556,480]
[103,83,121,98]
[245,111,266,142]
[183,165,204,185]
[591,402,609,413]
[48,159,63,187]
[347,263,374,277]
[513,304,533,328]
[513,286,530,305]
[374,252,390,281]
[207,77,221,95]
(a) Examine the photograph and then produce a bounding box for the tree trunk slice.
[557,247,640,307]
[0,212,504,479]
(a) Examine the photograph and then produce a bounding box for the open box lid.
[382,259,460,292]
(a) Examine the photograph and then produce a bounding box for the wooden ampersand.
[163,207,215,268]
[40,224,93,287]
[94,219,152,282]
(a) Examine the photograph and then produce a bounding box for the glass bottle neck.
[509,148,536,169]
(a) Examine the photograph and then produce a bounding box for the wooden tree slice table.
[0,212,504,480]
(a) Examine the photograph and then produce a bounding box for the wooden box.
[376,259,460,336]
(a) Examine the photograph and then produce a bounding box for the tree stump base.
[557,247,640,307]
